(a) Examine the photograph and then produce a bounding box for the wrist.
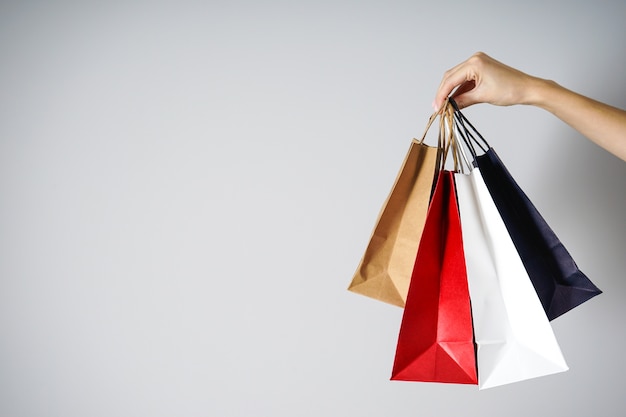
[523,77,561,109]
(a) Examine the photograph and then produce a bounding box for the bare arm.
[434,52,626,161]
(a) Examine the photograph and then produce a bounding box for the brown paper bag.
[348,134,439,307]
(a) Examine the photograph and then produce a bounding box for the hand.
[433,52,538,111]
[433,52,626,161]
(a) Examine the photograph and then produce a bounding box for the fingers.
[449,80,476,109]
[434,52,492,110]
[435,52,535,109]
[434,60,478,111]
[433,68,463,110]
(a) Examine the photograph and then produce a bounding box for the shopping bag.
[391,169,477,384]
[455,167,568,389]
[451,101,601,320]
[474,150,601,320]
[348,118,440,307]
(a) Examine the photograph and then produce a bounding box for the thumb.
[449,80,480,109]
[450,89,481,109]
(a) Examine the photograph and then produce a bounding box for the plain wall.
[1,1,625,416]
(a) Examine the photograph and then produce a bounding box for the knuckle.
[469,51,487,65]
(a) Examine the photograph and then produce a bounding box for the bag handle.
[439,101,471,173]
[449,99,490,161]
[442,102,456,170]
[453,119,473,174]
[416,99,472,173]
[434,100,452,171]
[417,98,450,145]
[416,98,454,173]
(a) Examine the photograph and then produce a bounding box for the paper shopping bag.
[391,170,477,384]
[348,138,439,307]
[450,101,602,320]
[455,168,568,389]
[475,149,602,320]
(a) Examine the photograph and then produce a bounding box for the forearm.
[526,78,626,161]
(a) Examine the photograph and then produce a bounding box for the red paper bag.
[391,170,477,384]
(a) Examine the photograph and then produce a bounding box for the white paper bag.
[454,168,568,389]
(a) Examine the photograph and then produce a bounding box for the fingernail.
[432,100,438,111]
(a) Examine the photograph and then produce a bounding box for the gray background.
[1,1,625,416]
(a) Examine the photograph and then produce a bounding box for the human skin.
[434,52,626,161]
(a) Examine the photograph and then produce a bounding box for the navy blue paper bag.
[451,100,602,320]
